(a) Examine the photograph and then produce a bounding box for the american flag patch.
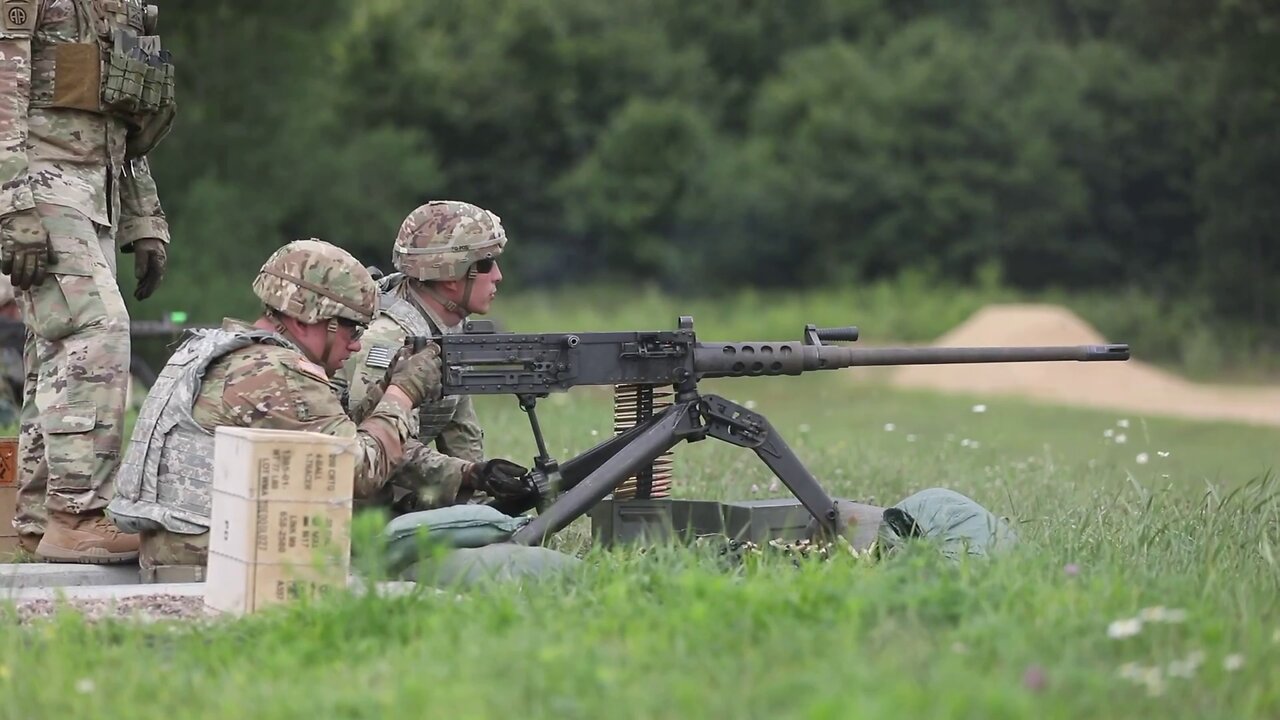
[366,344,395,370]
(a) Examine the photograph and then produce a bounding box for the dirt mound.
[888,304,1280,427]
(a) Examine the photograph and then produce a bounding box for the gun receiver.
[412,316,1130,548]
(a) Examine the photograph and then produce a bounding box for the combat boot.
[36,510,140,564]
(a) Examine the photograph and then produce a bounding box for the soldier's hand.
[388,341,441,406]
[131,237,167,300]
[469,458,532,499]
[0,209,55,291]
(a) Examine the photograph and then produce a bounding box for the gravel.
[10,594,219,624]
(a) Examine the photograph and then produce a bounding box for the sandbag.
[878,487,1018,560]
[383,505,532,574]
[408,543,583,588]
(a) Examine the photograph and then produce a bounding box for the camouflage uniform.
[107,240,427,582]
[336,201,506,512]
[0,0,176,559]
[0,275,20,426]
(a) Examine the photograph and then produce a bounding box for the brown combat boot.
[36,511,140,564]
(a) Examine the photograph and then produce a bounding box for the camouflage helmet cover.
[252,239,377,324]
[393,200,507,281]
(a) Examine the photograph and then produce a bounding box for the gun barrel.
[695,342,1129,378]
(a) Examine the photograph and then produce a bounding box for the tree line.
[145,0,1279,348]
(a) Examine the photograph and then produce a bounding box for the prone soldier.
[106,239,442,583]
[335,200,532,516]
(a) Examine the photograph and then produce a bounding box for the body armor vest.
[379,274,465,442]
[29,0,176,157]
[107,327,290,535]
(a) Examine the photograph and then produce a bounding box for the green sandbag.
[408,543,583,588]
[878,487,1018,560]
[383,505,532,574]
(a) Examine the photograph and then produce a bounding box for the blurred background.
[133,0,1278,381]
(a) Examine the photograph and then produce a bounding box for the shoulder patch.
[365,344,395,370]
[291,357,329,382]
[2,0,36,34]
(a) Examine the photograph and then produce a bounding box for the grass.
[3,371,1279,718]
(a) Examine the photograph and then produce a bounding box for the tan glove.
[131,238,167,300]
[0,209,55,290]
[388,341,442,406]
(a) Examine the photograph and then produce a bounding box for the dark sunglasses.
[472,258,497,274]
[337,318,366,341]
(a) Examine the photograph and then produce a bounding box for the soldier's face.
[463,259,502,314]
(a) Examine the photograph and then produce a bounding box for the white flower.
[906,434,917,443]
[1138,606,1186,623]
[960,438,972,447]
[1117,419,1130,428]
[744,400,757,410]
[1223,654,1244,671]
[884,423,896,432]
[798,423,811,434]
[768,478,780,493]
[1157,451,1171,458]
[1107,617,1143,639]
[750,484,760,495]
[1104,429,1115,438]
[590,429,599,437]
[75,678,95,694]
[1115,433,1127,444]
[1136,452,1149,465]
[972,404,987,413]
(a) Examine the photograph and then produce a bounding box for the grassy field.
[3,370,1278,719]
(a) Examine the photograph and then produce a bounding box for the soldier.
[106,239,443,583]
[0,0,176,561]
[336,200,532,516]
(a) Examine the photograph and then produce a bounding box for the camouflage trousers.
[139,528,209,582]
[12,204,130,540]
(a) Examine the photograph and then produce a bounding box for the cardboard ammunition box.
[0,436,20,559]
[204,427,356,615]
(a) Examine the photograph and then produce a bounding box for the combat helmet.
[392,200,507,281]
[252,239,377,325]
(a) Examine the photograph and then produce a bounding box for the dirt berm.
[887,304,1280,428]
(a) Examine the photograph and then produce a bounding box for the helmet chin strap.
[270,314,337,369]
[421,267,480,319]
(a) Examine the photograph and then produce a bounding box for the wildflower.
[744,400,757,410]
[75,678,95,694]
[1115,433,1127,444]
[884,423,896,432]
[960,438,972,447]
[768,478,780,493]
[1063,563,1080,577]
[972,404,987,413]
[1107,617,1142,639]
[1117,419,1130,428]
[590,429,599,437]
[798,423,811,434]
[906,434,917,443]
[1022,664,1047,692]
[1223,654,1244,672]
[1157,451,1171,458]
[1136,452,1149,464]
[750,484,760,495]
[1167,650,1205,679]
[1103,429,1115,438]
[1138,606,1187,623]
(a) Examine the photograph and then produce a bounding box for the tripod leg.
[512,404,690,546]
[700,395,840,537]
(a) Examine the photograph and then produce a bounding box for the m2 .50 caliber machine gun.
[414,317,1129,549]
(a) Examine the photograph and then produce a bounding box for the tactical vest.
[107,327,290,535]
[379,274,465,441]
[28,0,176,158]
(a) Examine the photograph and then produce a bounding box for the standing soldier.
[107,239,443,582]
[0,0,176,560]
[336,200,532,515]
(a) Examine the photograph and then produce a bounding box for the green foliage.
[136,0,1280,357]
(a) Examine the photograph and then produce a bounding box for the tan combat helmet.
[392,200,507,281]
[252,239,377,325]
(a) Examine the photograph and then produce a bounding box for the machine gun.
[414,317,1130,549]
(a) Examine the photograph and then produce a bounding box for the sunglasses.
[337,318,366,341]
[472,258,497,274]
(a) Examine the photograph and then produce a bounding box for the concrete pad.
[2,581,198,602]
[0,563,140,589]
